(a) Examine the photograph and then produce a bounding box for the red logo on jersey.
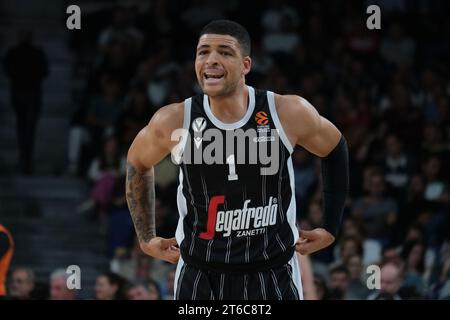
[255,111,269,125]
[199,195,225,240]
[198,195,278,240]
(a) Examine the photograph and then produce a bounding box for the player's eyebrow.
[197,44,210,51]
[197,44,236,52]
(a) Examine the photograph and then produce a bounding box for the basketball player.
[126,20,349,300]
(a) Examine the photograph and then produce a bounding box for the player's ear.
[242,56,251,76]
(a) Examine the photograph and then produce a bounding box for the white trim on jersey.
[172,97,192,164]
[286,156,300,244]
[267,91,294,154]
[288,253,304,300]
[267,90,300,247]
[175,98,192,246]
[183,98,192,129]
[203,85,256,130]
[175,169,188,246]
[262,172,269,259]
[173,256,185,300]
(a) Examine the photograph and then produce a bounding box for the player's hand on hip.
[140,237,180,264]
[295,228,335,255]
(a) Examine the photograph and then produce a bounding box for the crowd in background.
[3,0,450,299]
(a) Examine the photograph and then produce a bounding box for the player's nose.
[205,50,219,66]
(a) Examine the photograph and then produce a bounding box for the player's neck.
[208,85,249,124]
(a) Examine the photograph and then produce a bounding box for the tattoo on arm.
[126,161,156,243]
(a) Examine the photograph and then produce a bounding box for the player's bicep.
[127,122,171,172]
[294,98,341,157]
[300,116,341,157]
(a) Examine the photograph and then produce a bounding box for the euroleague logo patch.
[255,111,269,125]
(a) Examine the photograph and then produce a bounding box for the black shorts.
[173,255,303,300]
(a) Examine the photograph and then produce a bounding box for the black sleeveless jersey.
[174,86,299,273]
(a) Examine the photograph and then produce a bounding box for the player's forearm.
[321,135,349,237]
[126,161,156,243]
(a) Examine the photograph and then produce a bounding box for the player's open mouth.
[204,73,224,84]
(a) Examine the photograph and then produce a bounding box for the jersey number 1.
[226,154,238,181]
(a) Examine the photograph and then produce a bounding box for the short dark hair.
[330,265,350,276]
[199,20,251,56]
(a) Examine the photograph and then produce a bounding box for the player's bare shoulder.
[274,94,318,121]
[135,102,184,145]
[128,102,184,170]
[273,94,320,146]
[150,102,185,140]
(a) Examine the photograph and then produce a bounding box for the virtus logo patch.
[192,117,207,132]
[192,117,207,148]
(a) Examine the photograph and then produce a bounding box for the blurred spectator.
[107,175,134,261]
[381,245,404,269]
[313,274,330,300]
[260,0,299,33]
[339,217,382,267]
[344,254,370,299]
[422,123,447,158]
[115,88,155,147]
[380,23,415,67]
[9,267,35,300]
[426,240,450,299]
[328,265,350,299]
[343,18,379,58]
[162,268,176,300]
[2,30,48,175]
[97,6,144,58]
[367,262,403,300]
[181,0,225,31]
[394,175,431,242]
[416,70,444,124]
[137,0,174,40]
[400,241,426,297]
[262,14,300,56]
[381,84,422,149]
[147,278,162,300]
[95,272,128,300]
[127,282,152,300]
[383,134,414,194]
[305,201,323,230]
[333,236,364,268]
[49,269,76,300]
[67,74,124,175]
[249,42,274,78]
[77,136,126,222]
[335,92,368,148]
[352,173,398,242]
[0,224,14,299]
[422,157,448,204]
[87,136,126,182]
